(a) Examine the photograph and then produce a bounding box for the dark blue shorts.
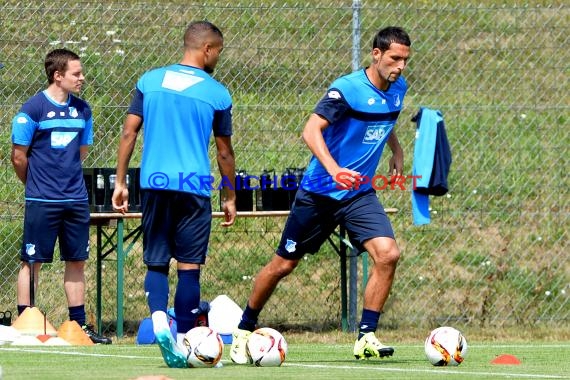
[21,201,90,263]
[141,190,212,266]
[277,189,394,259]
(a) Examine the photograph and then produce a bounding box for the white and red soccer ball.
[424,326,468,366]
[247,327,288,367]
[182,326,224,368]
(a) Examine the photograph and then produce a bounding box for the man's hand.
[112,184,129,214]
[333,168,362,190]
[220,198,236,227]
[388,152,403,177]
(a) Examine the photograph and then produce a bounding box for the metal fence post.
[346,0,362,334]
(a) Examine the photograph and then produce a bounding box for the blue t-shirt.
[11,91,93,201]
[301,69,407,200]
[128,64,232,197]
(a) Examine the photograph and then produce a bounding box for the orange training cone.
[491,354,521,365]
[57,320,94,346]
[11,307,57,337]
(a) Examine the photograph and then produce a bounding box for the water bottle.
[94,173,105,212]
[259,169,274,211]
[235,169,253,211]
[272,168,293,210]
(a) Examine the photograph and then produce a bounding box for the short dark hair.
[373,26,411,51]
[45,48,80,84]
[184,21,223,49]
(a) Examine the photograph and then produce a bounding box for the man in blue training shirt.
[112,21,236,368]
[11,48,111,344]
[231,26,411,362]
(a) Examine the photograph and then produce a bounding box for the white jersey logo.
[327,90,341,99]
[51,131,78,148]
[162,70,205,92]
[363,124,389,144]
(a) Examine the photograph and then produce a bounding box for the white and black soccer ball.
[247,327,288,367]
[182,326,223,368]
[424,326,468,366]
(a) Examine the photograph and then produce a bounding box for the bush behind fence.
[0,1,568,336]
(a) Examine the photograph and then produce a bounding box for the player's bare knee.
[371,248,399,268]
[385,246,400,265]
[268,257,298,278]
[278,261,298,278]
[365,238,400,265]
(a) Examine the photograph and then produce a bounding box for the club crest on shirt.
[285,239,297,253]
[69,107,78,118]
[26,243,36,256]
[393,94,401,107]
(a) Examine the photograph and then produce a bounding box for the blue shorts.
[141,190,212,266]
[277,189,394,259]
[21,201,90,263]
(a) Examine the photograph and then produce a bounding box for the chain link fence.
[0,1,568,336]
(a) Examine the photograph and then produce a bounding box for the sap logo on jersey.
[51,131,78,148]
[362,125,389,144]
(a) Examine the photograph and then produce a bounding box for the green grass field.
[1,338,569,380]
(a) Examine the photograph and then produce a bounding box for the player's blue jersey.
[11,91,93,201]
[128,64,232,197]
[301,69,407,200]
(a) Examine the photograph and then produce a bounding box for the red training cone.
[491,354,521,365]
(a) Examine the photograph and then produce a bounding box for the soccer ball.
[182,326,223,368]
[424,326,468,366]
[247,327,288,367]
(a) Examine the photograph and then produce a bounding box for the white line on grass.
[470,344,570,349]
[320,344,570,349]
[2,346,569,379]
[283,363,570,379]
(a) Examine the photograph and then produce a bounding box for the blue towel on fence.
[411,108,451,225]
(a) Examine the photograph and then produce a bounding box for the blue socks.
[144,266,202,334]
[69,305,86,326]
[174,269,200,334]
[238,304,261,332]
[358,309,381,340]
[144,266,170,313]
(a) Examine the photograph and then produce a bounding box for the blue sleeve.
[81,116,94,145]
[213,106,232,136]
[127,88,144,117]
[313,87,350,125]
[78,103,93,145]
[11,100,40,145]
